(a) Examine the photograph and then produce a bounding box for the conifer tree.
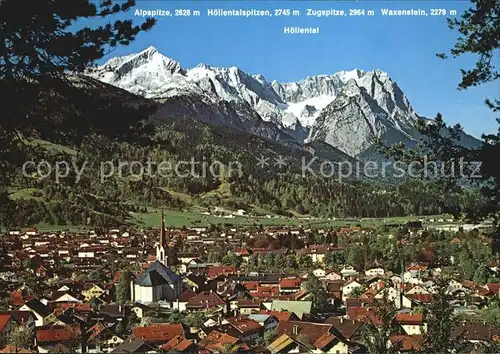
[0,0,157,185]
[381,0,500,246]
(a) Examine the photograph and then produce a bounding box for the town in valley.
[0,212,498,353]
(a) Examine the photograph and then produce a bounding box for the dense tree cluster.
[3,118,485,228]
[383,0,499,245]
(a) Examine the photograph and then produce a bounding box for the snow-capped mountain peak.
[85,47,417,131]
[142,45,158,54]
[86,47,201,98]
[336,69,365,83]
[196,63,212,70]
[85,47,479,159]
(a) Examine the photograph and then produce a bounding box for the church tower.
[156,208,168,265]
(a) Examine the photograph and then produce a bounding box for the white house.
[324,271,342,281]
[396,313,427,335]
[365,268,385,277]
[342,280,363,300]
[19,299,52,327]
[78,251,95,258]
[178,259,199,274]
[25,229,37,236]
[312,268,327,279]
[53,293,82,303]
[403,271,422,285]
[406,285,430,295]
[340,266,358,279]
[375,287,412,309]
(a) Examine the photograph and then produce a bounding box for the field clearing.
[8,188,44,201]
[129,209,452,229]
[27,139,77,155]
[8,208,454,232]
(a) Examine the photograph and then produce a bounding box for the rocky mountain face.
[308,75,421,157]
[86,46,481,160]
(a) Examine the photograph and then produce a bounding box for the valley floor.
[17,210,457,232]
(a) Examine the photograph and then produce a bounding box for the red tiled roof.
[161,335,195,352]
[112,271,122,283]
[300,245,332,254]
[452,322,500,341]
[186,291,226,309]
[234,248,250,256]
[227,316,262,333]
[258,310,295,322]
[178,288,197,302]
[0,314,11,333]
[294,289,310,300]
[345,298,362,308]
[390,335,424,351]
[207,266,237,278]
[11,290,23,299]
[133,323,184,343]
[360,287,380,300]
[59,303,92,312]
[486,283,500,294]
[395,313,424,325]
[36,326,79,343]
[407,294,434,303]
[347,307,382,326]
[313,331,338,349]
[0,345,35,353]
[279,278,302,289]
[326,280,345,292]
[10,294,32,307]
[324,317,364,340]
[276,321,332,344]
[406,263,428,271]
[9,311,34,326]
[242,281,259,291]
[198,330,240,352]
[87,322,106,342]
[253,285,280,296]
[251,248,273,255]
[237,299,261,308]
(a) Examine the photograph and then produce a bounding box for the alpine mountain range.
[85,46,481,161]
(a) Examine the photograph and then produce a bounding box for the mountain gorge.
[86,46,480,160]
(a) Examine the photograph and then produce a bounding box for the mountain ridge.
[86,46,481,159]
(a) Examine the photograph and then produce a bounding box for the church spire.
[160,208,167,248]
[156,208,168,265]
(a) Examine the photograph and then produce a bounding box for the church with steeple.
[130,209,182,304]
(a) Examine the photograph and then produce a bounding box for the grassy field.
[128,208,451,229]
[1,196,454,232]
[8,187,44,201]
[30,223,88,232]
[16,209,454,232]
[129,208,298,228]
[27,139,77,155]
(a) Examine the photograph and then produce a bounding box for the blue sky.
[94,0,498,138]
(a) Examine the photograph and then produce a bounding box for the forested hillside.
[4,116,482,228]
